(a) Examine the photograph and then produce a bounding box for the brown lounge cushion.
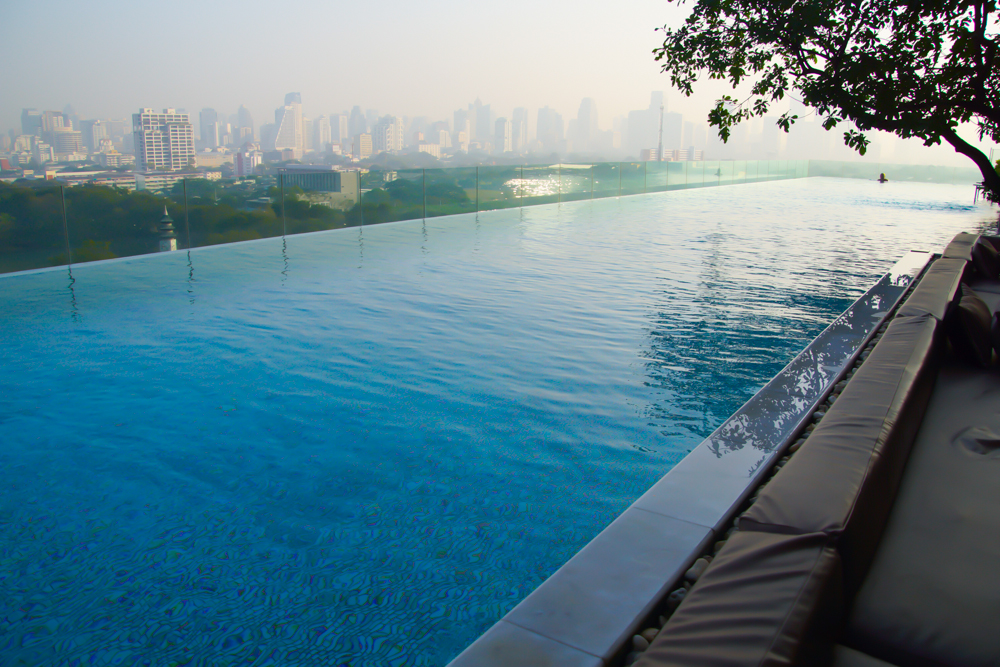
[947,284,992,368]
[636,531,842,667]
[971,238,1000,279]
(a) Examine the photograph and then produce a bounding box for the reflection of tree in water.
[641,227,854,454]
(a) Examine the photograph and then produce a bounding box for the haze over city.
[1,0,994,165]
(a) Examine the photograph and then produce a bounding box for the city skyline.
[2,0,995,167]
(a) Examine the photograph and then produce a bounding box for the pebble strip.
[619,267,925,666]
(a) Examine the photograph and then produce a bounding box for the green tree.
[654,0,1000,200]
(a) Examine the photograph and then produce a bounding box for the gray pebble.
[684,557,710,582]
[633,634,650,651]
[666,588,687,611]
[640,627,659,642]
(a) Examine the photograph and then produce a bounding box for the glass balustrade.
[11,158,980,275]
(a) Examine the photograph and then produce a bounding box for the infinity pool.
[0,178,993,666]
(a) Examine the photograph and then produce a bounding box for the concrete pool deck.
[447,251,933,666]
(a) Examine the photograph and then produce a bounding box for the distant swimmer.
[878,173,888,183]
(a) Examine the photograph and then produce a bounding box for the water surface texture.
[1,179,994,666]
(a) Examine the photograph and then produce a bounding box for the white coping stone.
[501,508,712,661]
[447,620,603,667]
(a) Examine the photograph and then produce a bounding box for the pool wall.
[446,251,933,667]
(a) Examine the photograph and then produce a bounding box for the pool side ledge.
[446,250,933,667]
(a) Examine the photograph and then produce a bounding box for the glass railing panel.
[646,161,669,193]
[477,166,521,211]
[180,176,283,247]
[684,161,705,188]
[271,173,354,237]
[620,162,646,196]
[592,162,621,199]
[732,160,747,184]
[518,165,562,207]
[666,161,687,190]
[719,161,735,186]
[357,169,424,224]
[70,184,178,260]
[560,164,595,202]
[0,182,70,274]
[703,161,722,187]
[424,168,477,218]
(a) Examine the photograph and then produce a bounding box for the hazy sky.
[1,0,994,166]
[1,0,739,129]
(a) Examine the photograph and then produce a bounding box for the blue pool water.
[0,178,994,666]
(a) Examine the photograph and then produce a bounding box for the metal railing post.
[422,169,426,219]
[475,167,479,212]
[280,172,286,236]
[60,185,72,266]
[183,179,191,249]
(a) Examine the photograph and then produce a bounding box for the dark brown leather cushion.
[636,531,842,667]
[894,258,967,321]
[947,284,992,368]
[844,362,1000,667]
[941,232,979,263]
[740,314,942,593]
[972,239,1000,279]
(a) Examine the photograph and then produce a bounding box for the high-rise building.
[494,118,512,154]
[79,120,108,152]
[663,112,683,150]
[626,92,666,157]
[132,108,196,172]
[199,108,220,148]
[314,116,332,152]
[470,99,492,142]
[352,133,372,159]
[21,109,43,137]
[258,123,276,152]
[303,118,314,151]
[372,116,404,153]
[53,128,84,155]
[512,108,528,153]
[237,105,254,140]
[273,93,304,157]
[536,107,564,151]
[234,147,263,177]
[570,98,599,152]
[348,106,366,138]
[330,113,348,143]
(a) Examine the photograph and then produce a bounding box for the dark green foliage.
[0,181,350,273]
[654,0,1000,199]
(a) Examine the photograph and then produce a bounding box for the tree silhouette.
[654,0,1000,200]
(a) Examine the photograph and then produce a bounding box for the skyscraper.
[237,105,254,140]
[536,107,564,152]
[348,106,366,138]
[372,116,404,153]
[314,116,332,152]
[21,109,43,137]
[512,108,528,153]
[199,108,219,148]
[132,108,196,172]
[495,118,512,154]
[273,93,304,157]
